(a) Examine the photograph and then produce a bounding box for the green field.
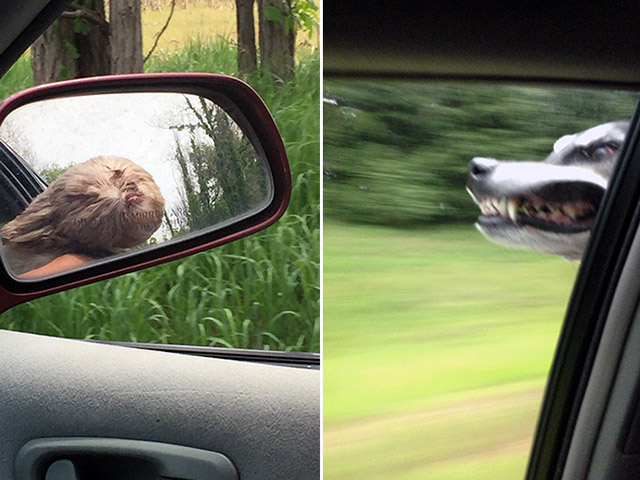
[323,221,580,479]
[142,3,237,53]
[142,2,319,55]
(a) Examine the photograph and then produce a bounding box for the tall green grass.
[146,36,237,75]
[0,40,319,352]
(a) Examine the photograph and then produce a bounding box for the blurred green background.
[323,82,638,478]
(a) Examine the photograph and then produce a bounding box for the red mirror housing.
[0,73,290,312]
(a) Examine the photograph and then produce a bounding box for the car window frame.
[527,102,640,479]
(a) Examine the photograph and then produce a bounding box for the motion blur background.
[323,81,638,479]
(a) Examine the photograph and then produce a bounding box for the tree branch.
[143,0,177,63]
[61,2,110,37]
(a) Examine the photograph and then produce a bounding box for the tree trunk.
[31,1,110,84]
[31,20,77,84]
[75,0,110,78]
[110,0,144,74]
[236,0,257,75]
[257,0,295,81]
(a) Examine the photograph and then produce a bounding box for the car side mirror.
[0,73,290,312]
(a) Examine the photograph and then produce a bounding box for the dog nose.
[469,157,498,179]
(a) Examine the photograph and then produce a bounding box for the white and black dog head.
[467,121,628,260]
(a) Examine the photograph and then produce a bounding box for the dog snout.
[468,157,498,180]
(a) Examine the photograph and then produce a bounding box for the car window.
[0,161,29,225]
[0,6,320,354]
[323,80,638,478]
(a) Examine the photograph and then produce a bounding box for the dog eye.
[583,143,619,160]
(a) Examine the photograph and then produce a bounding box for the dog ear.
[554,133,577,153]
[1,208,57,246]
[0,187,62,247]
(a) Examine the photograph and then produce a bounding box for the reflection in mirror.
[0,92,273,279]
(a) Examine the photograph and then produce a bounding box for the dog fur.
[467,121,628,260]
[1,155,165,275]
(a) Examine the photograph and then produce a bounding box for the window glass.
[0,13,319,353]
[0,144,31,224]
[323,81,638,478]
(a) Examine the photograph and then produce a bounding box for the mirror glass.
[0,92,273,279]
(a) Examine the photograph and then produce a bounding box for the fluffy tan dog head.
[1,155,165,253]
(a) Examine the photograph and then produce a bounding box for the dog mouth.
[471,181,604,234]
[125,191,143,204]
[123,182,144,205]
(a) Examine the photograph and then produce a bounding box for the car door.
[0,2,319,479]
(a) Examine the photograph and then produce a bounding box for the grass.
[145,36,237,74]
[142,3,237,54]
[323,221,579,478]
[3,217,319,350]
[0,39,319,352]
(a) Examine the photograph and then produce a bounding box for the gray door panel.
[0,330,319,479]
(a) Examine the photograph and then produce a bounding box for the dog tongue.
[125,191,142,204]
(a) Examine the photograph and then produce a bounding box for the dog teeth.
[475,197,513,217]
[476,197,521,223]
[563,205,577,220]
[496,197,507,216]
[483,195,597,226]
[466,186,480,205]
[507,199,518,223]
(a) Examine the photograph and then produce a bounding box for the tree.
[235,0,317,80]
[258,0,295,81]
[236,0,257,76]
[31,21,78,86]
[31,0,143,85]
[109,0,144,74]
[172,98,269,234]
[31,1,110,84]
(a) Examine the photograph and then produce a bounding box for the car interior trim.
[582,290,640,476]
[560,195,640,479]
[93,341,321,369]
[527,105,640,479]
[324,3,640,84]
[0,329,320,480]
[0,0,69,77]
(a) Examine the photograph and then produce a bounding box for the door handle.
[15,437,238,480]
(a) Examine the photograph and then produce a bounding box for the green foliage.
[145,36,237,75]
[63,39,80,60]
[0,40,320,352]
[172,98,269,233]
[37,164,71,183]
[265,0,319,37]
[73,18,91,36]
[324,81,639,226]
[246,53,320,217]
[0,56,32,101]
